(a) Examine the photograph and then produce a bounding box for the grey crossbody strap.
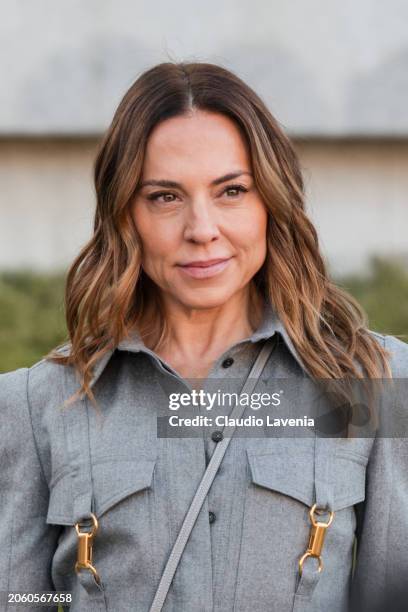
[149,335,278,612]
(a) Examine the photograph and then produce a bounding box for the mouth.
[176,257,232,279]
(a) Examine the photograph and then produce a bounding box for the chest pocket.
[47,457,156,526]
[46,455,156,611]
[247,446,367,512]
[234,439,369,612]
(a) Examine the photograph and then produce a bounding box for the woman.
[1,61,407,612]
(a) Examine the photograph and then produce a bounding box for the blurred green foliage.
[0,254,407,373]
[0,270,67,372]
[334,255,408,343]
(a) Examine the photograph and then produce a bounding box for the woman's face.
[132,109,268,311]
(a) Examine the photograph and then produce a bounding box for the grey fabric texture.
[1,300,408,612]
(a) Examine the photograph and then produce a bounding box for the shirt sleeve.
[0,367,61,609]
[350,334,408,612]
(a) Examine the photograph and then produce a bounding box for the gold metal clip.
[298,503,334,575]
[74,512,101,584]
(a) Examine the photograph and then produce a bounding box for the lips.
[179,258,230,268]
[177,257,232,279]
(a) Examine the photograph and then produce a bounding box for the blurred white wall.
[0,0,407,276]
[1,0,408,136]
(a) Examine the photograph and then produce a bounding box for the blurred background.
[1,0,407,373]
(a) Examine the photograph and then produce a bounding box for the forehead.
[142,110,251,178]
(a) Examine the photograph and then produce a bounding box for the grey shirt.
[1,300,408,612]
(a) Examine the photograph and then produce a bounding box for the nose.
[183,197,221,243]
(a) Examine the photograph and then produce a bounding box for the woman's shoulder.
[0,347,77,486]
[0,365,30,412]
[368,329,408,377]
[0,344,76,429]
[1,345,69,390]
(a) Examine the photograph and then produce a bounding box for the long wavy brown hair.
[46,61,393,415]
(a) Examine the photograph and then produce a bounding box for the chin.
[175,288,234,310]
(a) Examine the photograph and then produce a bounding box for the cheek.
[233,203,268,250]
[249,215,267,242]
[132,205,179,261]
[140,235,174,277]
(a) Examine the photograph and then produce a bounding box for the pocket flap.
[247,449,315,507]
[332,450,368,510]
[92,458,156,517]
[47,458,156,525]
[246,447,367,511]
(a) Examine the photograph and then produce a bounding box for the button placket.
[210,353,235,447]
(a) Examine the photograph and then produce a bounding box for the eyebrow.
[139,170,253,190]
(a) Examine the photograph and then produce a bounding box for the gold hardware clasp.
[74,512,101,584]
[298,503,334,575]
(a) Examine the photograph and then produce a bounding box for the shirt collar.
[250,300,308,374]
[55,299,308,391]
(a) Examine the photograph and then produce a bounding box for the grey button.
[211,430,223,443]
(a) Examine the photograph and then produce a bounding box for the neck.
[144,286,265,365]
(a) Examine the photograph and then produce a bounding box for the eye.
[222,184,248,198]
[146,191,178,203]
